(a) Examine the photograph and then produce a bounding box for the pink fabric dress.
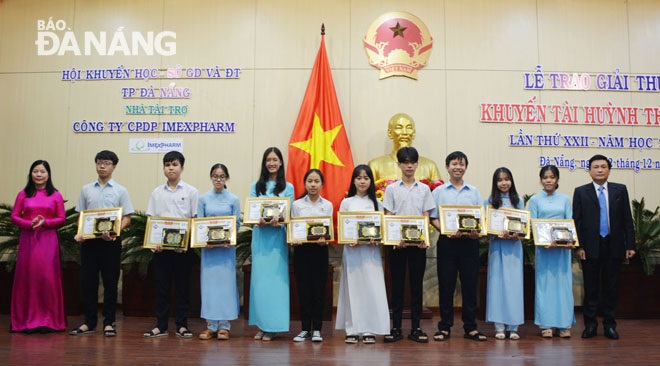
[10,189,67,332]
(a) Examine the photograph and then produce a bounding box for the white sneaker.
[293,331,310,342]
[311,330,323,342]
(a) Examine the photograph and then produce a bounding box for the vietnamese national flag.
[287,31,354,213]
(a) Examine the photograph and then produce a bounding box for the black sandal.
[143,328,168,338]
[176,327,193,339]
[69,325,95,336]
[433,330,450,341]
[362,335,376,344]
[383,328,403,343]
[464,330,488,342]
[408,328,429,343]
[103,324,117,337]
[345,335,359,344]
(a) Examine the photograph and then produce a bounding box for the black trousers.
[153,250,194,332]
[388,246,427,330]
[293,244,328,331]
[80,238,121,329]
[436,236,480,333]
[581,236,622,329]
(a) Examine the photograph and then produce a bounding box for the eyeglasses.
[96,161,113,167]
[211,175,227,181]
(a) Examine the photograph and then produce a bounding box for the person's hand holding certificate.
[287,217,333,244]
[337,212,383,245]
[143,217,191,251]
[76,207,123,241]
[244,197,290,225]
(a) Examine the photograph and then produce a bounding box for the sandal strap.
[409,329,429,343]
[465,330,488,341]
[433,330,450,341]
[411,329,427,337]
[362,335,376,344]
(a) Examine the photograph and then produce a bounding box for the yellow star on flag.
[289,113,345,169]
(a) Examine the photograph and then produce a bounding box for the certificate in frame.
[243,197,291,224]
[486,206,531,239]
[190,216,237,248]
[383,215,430,247]
[531,219,580,247]
[143,216,191,251]
[76,207,124,239]
[336,211,384,244]
[287,216,334,243]
[438,205,487,236]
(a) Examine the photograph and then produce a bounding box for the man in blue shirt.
[430,151,487,342]
[70,150,134,337]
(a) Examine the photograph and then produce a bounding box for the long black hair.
[24,160,57,197]
[347,164,379,211]
[296,169,324,200]
[539,165,560,191]
[489,167,520,209]
[255,147,287,196]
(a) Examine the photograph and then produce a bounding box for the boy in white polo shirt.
[143,151,198,339]
[382,147,435,343]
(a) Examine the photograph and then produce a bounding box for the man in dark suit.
[573,154,636,340]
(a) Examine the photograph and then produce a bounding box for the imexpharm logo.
[129,138,183,154]
[35,18,176,56]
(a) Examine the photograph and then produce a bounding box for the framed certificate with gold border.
[438,205,487,236]
[486,206,531,239]
[336,211,384,244]
[190,216,237,248]
[531,219,579,247]
[76,207,123,239]
[143,216,191,251]
[287,216,334,243]
[243,197,290,224]
[383,215,430,246]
